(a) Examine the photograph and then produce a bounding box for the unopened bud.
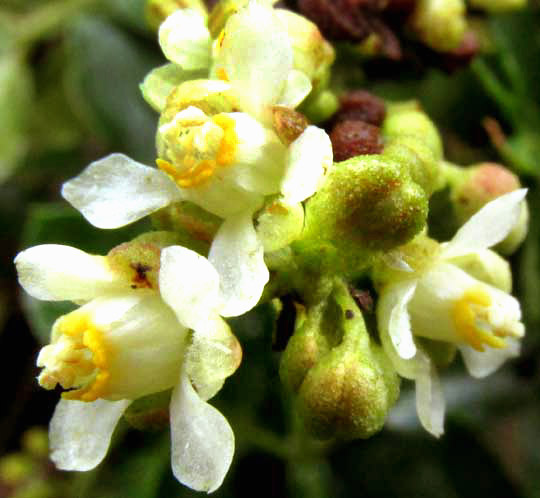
[296,343,399,439]
[299,155,428,273]
[410,0,467,52]
[450,162,528,254]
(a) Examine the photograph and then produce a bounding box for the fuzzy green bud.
[383,135,441,195]
[281,280,399,440]
[449,162,528,254]
[468,0,526,12]
[146,0,207,31]
[256,199,305,253]
[383,103,444,161]
[411,0,467,52]
[298,156,428,274]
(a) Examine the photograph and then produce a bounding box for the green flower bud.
[274,9,335,93]
[449,162,528,254]
[21,429,49,459]
[146,0,207,31]
[383,135,441,195]
[411,0,467,52]
[297,343,399,439]
[282,280,399,440]
[0,455,34,486]
[299,88,340,124]
[383,103,444,161]
[256,199,305,253]
[468,0,526,12]
[298,156,428,274]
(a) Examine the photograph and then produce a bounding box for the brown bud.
[272,106,310,145]
[330,120,384,161]
[335,90,386,126]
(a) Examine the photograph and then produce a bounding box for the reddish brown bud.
[335,90,386,126]
[330,120,384,161]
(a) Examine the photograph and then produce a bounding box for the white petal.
[49,398,131,471]
[140,63,206,113]
[170,372,234,493]
[219,2,292,119]
[15,245,122,301]
[442,189,527,259]
[209,212,269,317]
[159,10,211,70]
[186,316,242,401]
[459,338,520,378]
[227,112,287,195]
[62,153,182,229]
[277,70,312,109]
[159,246,220,331]
[280,125,332,204]
[380,280,418,360]
[415,354,445,438]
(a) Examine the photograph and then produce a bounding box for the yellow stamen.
[453,288,507,352]
[217,67,229,82]
[41,312,111,402]
[156,113,237,188]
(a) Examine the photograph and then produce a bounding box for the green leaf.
[64,15,162,163]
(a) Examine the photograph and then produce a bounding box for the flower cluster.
[14,0,529,493]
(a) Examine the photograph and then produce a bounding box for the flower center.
[157,113,237,188]
[37,313,110,402]
[452,287,523,352]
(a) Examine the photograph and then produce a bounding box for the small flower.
[376,189,527,436]
[15,243,241,492]
[142,0,315,123]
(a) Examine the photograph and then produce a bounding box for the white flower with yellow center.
[376,189,527,437]
[142,0,313,124]
[15,243,242,492]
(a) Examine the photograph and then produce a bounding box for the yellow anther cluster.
[157,113,237,188]
[38,313,110,402]
[453,288,507,352]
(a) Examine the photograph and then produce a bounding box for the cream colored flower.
[15,244,241,492]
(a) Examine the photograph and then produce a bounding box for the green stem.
[471,59,519,125]
[15,0,102,47]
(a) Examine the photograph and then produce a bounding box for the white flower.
[376,189,527,437]
[15,243,241,492]
[143,1,311,123]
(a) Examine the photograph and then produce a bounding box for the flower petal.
[159,245,220,331]
[277,69,312,109]
[209,211,269,317]
[218,2,292,120]
[459,338,520,378]
[280,125,332,204]
[186,316,242,401]
[62,153,182,229]
[159,10,211,70]
[170,372,234,493]
[49,398,130,471]
[15,244,122,301]
[140,63,206,113]
[442,189,527,259]
[415,354,445,438]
